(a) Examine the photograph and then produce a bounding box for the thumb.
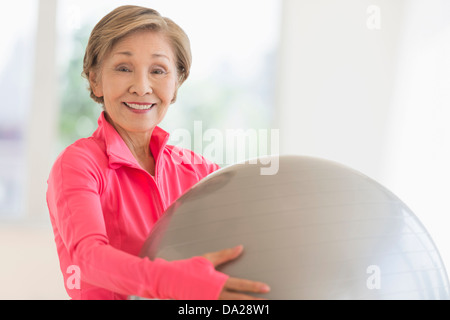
[203,245,244,267]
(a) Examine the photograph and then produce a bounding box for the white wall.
[26,0,59,220]
[0,224,67,299]
[276,0,405,179]
[276,0,450,272]
[383,0,450,275]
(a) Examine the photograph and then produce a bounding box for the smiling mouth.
[123,102,155,110]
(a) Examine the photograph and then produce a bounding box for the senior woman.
[46,5,270,300]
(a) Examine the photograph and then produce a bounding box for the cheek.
[103,77,127,100]
[159,78,178,103]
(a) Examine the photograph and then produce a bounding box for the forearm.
[73,237,228,299]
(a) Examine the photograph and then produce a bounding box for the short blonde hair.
[83,5,192,104]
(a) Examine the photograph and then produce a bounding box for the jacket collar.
[93,112,170,170]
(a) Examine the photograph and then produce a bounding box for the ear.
[89,70,103,98]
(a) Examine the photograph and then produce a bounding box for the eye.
[151,67,167,75]
[116,66,131,72]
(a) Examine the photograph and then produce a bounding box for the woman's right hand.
[202,245,271,300]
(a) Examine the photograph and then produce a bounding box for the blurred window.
[0,1,38,218]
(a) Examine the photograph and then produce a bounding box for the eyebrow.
[114,51,170,60]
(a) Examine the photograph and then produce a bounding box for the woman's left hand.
[202,245,271,300]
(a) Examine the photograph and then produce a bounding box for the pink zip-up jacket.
[46,112,228,300]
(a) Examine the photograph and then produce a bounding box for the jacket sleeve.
[46,148,228,299]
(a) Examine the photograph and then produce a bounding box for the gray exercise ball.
[139,155,450,299]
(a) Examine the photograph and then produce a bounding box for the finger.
[202,245,243,267]
[224,277,271,294]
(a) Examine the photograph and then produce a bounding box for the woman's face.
[91,30,178,134]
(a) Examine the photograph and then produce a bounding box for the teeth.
[124,103,154,110]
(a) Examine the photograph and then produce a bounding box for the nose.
[129,70,153,96]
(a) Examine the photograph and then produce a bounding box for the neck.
[105,113,156,175]
[119,128,156,175]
